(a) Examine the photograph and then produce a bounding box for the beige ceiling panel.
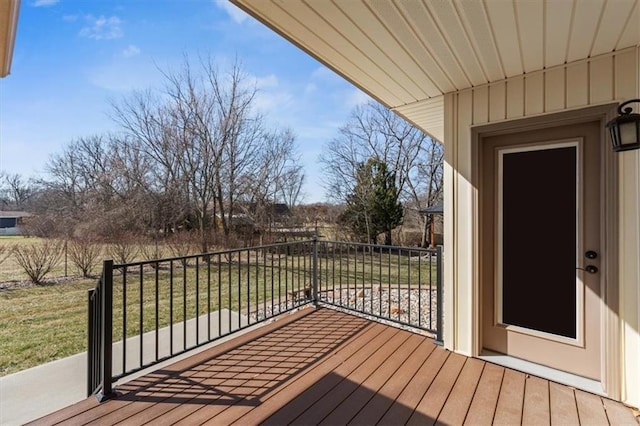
[393,96,444,142]
[616,0,640,49]
[567,0,606,63]
[257,0,406,106]
[367,0,452,95]
[484,0,523,77]
[396,1,471,90]
[333,1,433,99]
[454,0,504,82]
[591,0,636,56]
[300,0,417,104]
[425,0,487,86]
[0,0,20,78]
[516,0,544,72]
[545,0,573,67]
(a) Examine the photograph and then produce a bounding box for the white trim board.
[479,350,605,396]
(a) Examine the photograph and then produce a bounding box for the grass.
[0,277,97,375]
[0,243,437,376]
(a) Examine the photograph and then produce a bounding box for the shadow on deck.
[30,307,638,425]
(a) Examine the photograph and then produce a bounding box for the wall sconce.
[606,99,640,152]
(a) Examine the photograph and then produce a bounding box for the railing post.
[312,236,319,307]
[99,259,116,401]
[435,245,444,345]
[87,289,94,397]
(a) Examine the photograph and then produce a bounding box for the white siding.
[444,47,640,406]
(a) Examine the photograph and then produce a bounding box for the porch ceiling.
[0,0,19,78]
[231,0,640,142]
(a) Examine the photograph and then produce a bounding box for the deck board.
[30,307,638,426]
[522,375,550,425]
[464,362,504,425]
[437,357,485,425]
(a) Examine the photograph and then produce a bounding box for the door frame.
[470,103,620,398]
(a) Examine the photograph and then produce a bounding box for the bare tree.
[0,172,33,210]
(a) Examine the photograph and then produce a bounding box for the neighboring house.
[0,211,31,236]
[233,0,640,408]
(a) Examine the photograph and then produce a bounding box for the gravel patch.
[250,286,441,337]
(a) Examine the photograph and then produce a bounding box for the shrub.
[67,239,102,277]
[12,240,63,283]
[108,235,139,265]
[167,232,196,267]
[0,244,10,266]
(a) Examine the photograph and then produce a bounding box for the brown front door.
[481,120,602,380]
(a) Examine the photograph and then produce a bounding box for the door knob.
[585,251,598,259]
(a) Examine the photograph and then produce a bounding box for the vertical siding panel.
[456,90,474,355]
[619,46,640,408]
[566,62,589,108]
[489,82,506,122]
[589,55,614,103]
[544,67,566,112]
[525,72,544,115]
[473,86,489,125]
[506,76,524,119]
[614,49,638,99]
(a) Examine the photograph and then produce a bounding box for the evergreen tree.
[339,158,403,244]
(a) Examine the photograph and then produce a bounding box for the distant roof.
[0,211,32,218]
[419,205,443,215]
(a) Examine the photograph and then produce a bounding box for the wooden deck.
[31,308,638,425]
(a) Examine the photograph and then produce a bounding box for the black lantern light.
[606,99,640,152]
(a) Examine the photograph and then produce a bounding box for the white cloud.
[33,0,59,7]
[214,0,249,24]
[122,45,141,58]
[63,15,79,22]
[345,89,371,108]
[310,66,341,84]
[80,15,123,40]
[255,74,278,89]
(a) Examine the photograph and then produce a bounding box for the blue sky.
[0,0,370,203]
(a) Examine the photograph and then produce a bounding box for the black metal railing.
[87,238,442,399]
[314,241,442,336]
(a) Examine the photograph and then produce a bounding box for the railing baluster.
[418,252,422,329]
[436,245,443,344]
[139,264,143,369]
[218,253,222,338]
[246,250,250,323]
[182,258,187,351]
[122,266,127,375]
[155,262,159,362]
[312,236,318,307]
[196,254,200,345]
[408,249,412,326]
[378,246,382,318]
[207,255,211,342]
[169,260,174,356]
